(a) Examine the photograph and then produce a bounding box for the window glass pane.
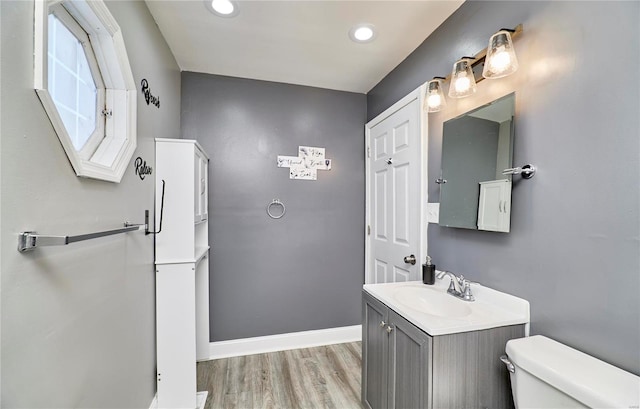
[53,61,78,108]
[47,12,98,152]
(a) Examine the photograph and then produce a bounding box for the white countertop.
[363,278,530,336]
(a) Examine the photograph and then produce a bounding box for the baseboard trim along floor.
[206,325,362,360]
[148,391,208,409]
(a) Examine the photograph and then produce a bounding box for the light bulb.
[427,94,442,109]
[354,27,373,41]
[454,75,471,93]
[211,0,234,15]
[349,24,376,43]
[488,47,511,73]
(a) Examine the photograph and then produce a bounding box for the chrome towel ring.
[267,199,286,219]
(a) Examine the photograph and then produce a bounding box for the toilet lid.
[506,335,640,408]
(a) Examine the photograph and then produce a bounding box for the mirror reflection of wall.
[438,93,515,232]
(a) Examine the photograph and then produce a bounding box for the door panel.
[375,260,388,283]
[393,163,410,245]
[393,121,410,153]
[374,170,388,240]
[393,266,410,282]
[368,98,421,283]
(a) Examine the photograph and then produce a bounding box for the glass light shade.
[483,30,519,79]
[425,79,447,113]
[448,59,477,98]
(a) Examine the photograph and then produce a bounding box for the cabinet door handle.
[379,320,387,328]
[385,325,394,334]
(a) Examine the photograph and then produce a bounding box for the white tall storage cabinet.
[155,139,210,409]
[477,179,512,233]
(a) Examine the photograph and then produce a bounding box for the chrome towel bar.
[502,164,536,179]
[18,224,144,252]
[17,180,167,253]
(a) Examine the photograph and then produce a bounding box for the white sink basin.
[393,286,472,318]
[363,278,530,336]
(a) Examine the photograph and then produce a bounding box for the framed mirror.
[438,93,515,232]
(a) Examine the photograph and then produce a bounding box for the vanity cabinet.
[155,139,210,408]
[363,292,431,409]
[477,179,512,232]
[362,291,524,409]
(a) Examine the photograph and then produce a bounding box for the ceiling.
[145,0,465,93]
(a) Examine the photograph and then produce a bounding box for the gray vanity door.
[387,310,432,409]
[362,292,389,409]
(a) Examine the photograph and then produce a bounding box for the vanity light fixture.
[483,29,519,79]
[349,24,376,43]
[448,57,477,98]
[424,24,523,114]
[425,77,447,113]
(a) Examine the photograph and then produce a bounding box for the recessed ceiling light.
[205,0,239,17]
[349,24,376,43]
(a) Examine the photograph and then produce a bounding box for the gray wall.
[368,1,640,374]
[1,1,181,406]
[181,72,366,342]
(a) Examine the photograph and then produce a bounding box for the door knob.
[386,158,393,165]
[386,325,394,334]
[404,254,416,265]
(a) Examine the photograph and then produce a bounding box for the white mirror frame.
[34,0,137,183]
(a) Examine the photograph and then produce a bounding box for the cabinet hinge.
[367,146,371,158]
[367,225,371,235]
[101,108,113,118]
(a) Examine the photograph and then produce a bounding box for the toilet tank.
[505,335,640,409]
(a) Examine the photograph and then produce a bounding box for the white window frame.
[34,0,137,183]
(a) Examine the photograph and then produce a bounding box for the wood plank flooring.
[197,342,363,409]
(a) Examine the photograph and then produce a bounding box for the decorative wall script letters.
[134,156,153,180]
[277,146,332,180]
[140,79,160,108]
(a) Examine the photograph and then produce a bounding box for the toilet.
[502,335,640,408]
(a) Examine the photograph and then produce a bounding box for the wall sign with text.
[277,146,332,181]
[134,157,152,180]
[140,79,160,108]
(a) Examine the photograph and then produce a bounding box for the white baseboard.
[148,391,208,409]
[196,391,208,409]
[206,325,362,360]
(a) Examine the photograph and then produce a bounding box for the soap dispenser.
[423,256,435,285]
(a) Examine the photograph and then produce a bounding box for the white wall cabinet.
[155,139,210,408]
[477,179,512,233]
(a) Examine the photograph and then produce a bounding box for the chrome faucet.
[436,270,475,302]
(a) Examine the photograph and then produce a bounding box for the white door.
[367,97,422,284]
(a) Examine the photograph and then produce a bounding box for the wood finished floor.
[197,342,363,409]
